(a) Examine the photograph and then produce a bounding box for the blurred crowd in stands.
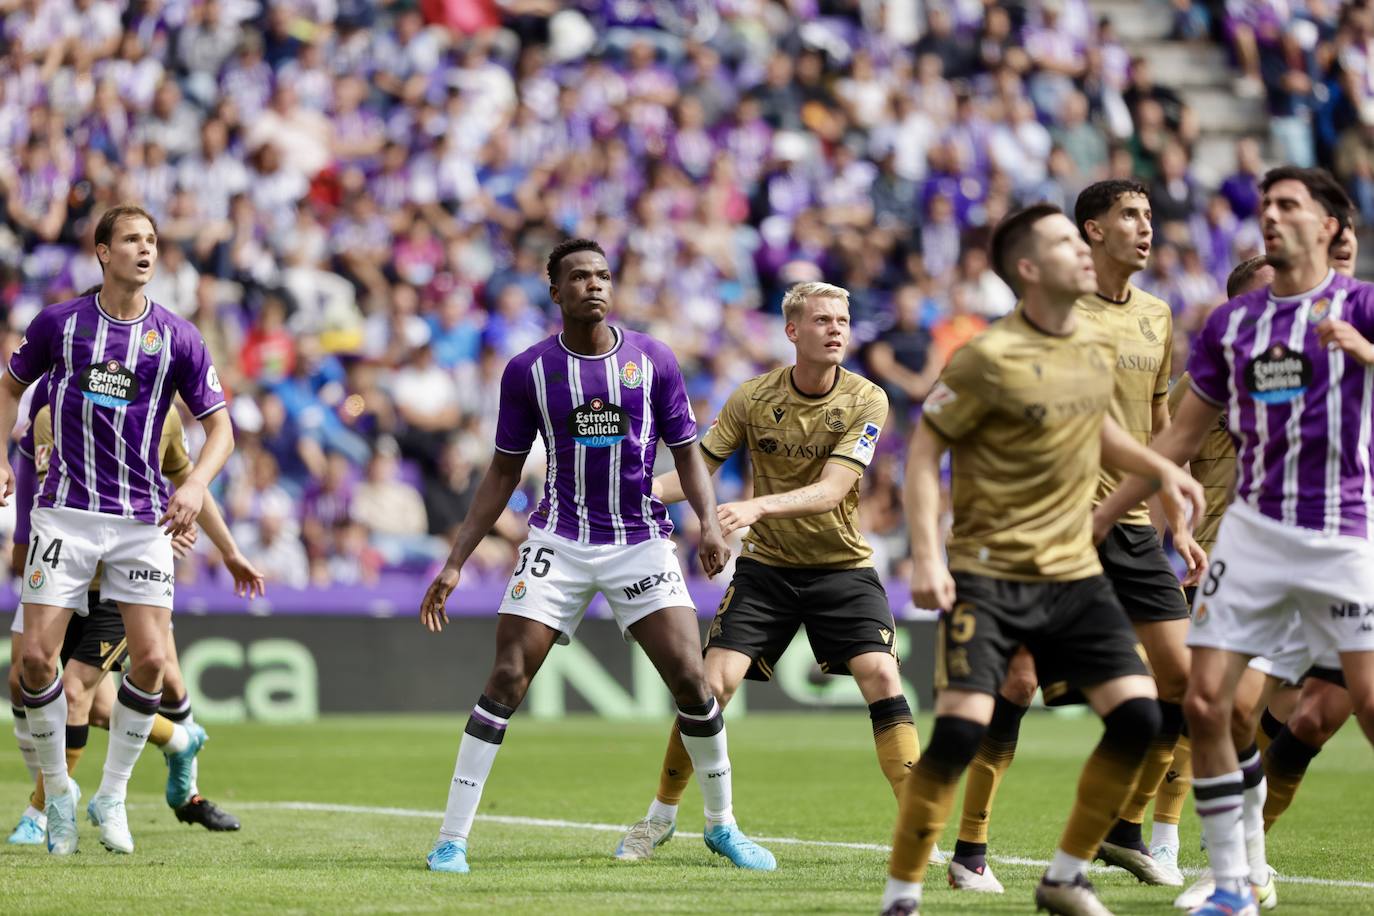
[0,0,1367,589]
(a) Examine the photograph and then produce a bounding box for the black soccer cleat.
[174,795,241,831]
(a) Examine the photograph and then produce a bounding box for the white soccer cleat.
[1098,838,1180,885]
[1148,842,1185,887]
[87,794,134,854]
[947,858,1004,893]
[928,843,945,866]
[1174,868,1215,910]
[614,815,675,861]
[44,779,80,856]
[1254,865,1278,911]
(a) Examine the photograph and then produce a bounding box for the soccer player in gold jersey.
[879,204,1204,916]
[615,281,925,863]
[948,180,1199,892]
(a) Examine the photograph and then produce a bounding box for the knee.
[129,651,167,686]
[486,657,533,708]
[1183,687,1228,736]
[1347,688,1374,733]
[1102,696,1163,758]
[705,669,736,708]
[88,708,109,730]
[62,678,87,709]
[922,715,988,779]
[1154,668,1189,705]
[18,648,56,686]
[1000,669,1038,707]
[1229,693,1259,744]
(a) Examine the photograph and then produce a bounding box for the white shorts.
[1189,501,1374,664]
[22,507,175,612]
[497,527,694,644]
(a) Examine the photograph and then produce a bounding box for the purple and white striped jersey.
[494,327,696,545]
[1188,270,1374,538]
[7,292,226,525]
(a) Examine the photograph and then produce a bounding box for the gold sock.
[869,696,919,799]
[149,714,176,748]
[1119,701,1182,826]
[1059,744,1147,860]
[30,773,43,811]
[655,721,694,806]
[889,754,962,883]
[958,736,1015,844]
[65,745,84,775]
[1152,734,1192,826]
[1263,728,1318,833]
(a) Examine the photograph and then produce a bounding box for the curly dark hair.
[1073,179,1149,241]
[546,238,607,284]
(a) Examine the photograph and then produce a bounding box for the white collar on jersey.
[94,290,153,324]
[557,325,623,360]
[1269,269,1335,303]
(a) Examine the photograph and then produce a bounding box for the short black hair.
[1226,256,1270,298]
[990,203,1064,295]
[1260,166,1355,224]
[1073,179,1149,241]
[546,238,607,284]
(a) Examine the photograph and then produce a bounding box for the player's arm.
[717,463,858,533]
[161,407,233,537]
[657,386,748,504]
[166,462,266,598]
[905,420,954,612]
[0,374,29,504]
[653,451,722,504]
[671,442,730,578]
[422,449,527,632]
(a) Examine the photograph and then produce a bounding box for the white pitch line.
[235,801,1374,890]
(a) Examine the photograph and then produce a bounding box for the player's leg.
[6,612,46,845]
[848,651,919,798]
[1339,649,1374,746]
[17,603,79,854]
[160,632,235,829]
[948,647,1035,893]
[631,602,774,870]
[1264,668,1351,833]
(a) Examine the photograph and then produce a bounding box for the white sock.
[437,697,511,844]
[647,798,678,822]
[881,877,922,910]
[1240,748,1269,886]
[676,698,734,828]
[12,707,40,782]
[1046,848,1089,882]
[1151,821,1180,851]
[161,723,192,755]
[189,755,200,798]
[20,676,69,800]
[98,677,161,802]
[23,804,46,826]
[1195,771,1248,893]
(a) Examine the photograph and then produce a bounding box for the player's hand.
[160,479,206,537]
[0,460,13,506]
[421,565,460,633]
[698,525,730,578]
[1156,464,1205,543]
[1316,318,1374,365]
[717,499,763,537]
[223,550,266,599]
[171,526,199,558]
[1175,532,1208,587]
[911,558,956,613]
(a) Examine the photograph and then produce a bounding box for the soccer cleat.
[928,843,945,865]
[87,794,134,853]
[164,723,208,808]
[427,839,470,873]
[1147,842,1185,887]
[1034,872,1114,916]
[1186,886,1259,916]
[703,823,777,870]
[1098,838,1179,885]
[880,899,919,916]
[948,857,1005,893]
[1254,865,1278,910]
[8,814,45,845]
[614,815,675,861]
[175,795,241,831]
[44,778,80,856]
[1175,869,1216,910]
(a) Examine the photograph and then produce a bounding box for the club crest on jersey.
[79,360,140,408]
[510,580,527,600]
[620,361,643,389]
[1310,298,1331,322]
[1244,343,1312,404]
[569,397,629,447]
[27,569,44,590]
[140,329,163,355]
[824,407,846,432]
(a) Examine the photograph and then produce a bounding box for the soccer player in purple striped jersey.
[1105,167,1374,916]
[419,239,775,875]
[0,204,234,856]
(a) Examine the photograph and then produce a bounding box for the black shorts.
[1302,665,1347,689]
[60,593,128,671]
[1098,524,1190,623]
[706,559,897,681]
[938,572,1150,704]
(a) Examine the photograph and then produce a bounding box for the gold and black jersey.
[700,366,887,569]
[922,308,1118,582]
[1169,372,1235,552]
[1075,285,1173,526]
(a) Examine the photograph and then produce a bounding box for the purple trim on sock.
[1196,803,1243,817]
[117,682,162,715]
[20,678,63,709]
[469,706,507,731]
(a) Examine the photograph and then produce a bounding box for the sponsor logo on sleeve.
[851,422,881,465]
[79,360,140,408]
[924,381,956,414]
[207,365,223,393]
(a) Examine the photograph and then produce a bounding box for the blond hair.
[780,281,850,324]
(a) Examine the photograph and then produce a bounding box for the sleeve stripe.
[664,434,697,448]
[1188,379,1226,408]
[493,444,531,455]
[699,443,729,462]
[921,412,956,440]
[16,444,32,460]
[828,454,867,472]
[6,364,34,386]
[194,401,227,420]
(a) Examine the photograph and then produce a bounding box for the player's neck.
[1092,255,1134,304]
[1021,291,1077,336]
[1271,256,1333,298]
[791,361,838,397]
[96,281,148,321]
[559,320,617,356]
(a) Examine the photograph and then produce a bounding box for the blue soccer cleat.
[7,813,45,845]
[165,723,207,808]
[45,778,81,856]
[1188,886,1259,916]
[703,823,776,870]
[427,839,470,873]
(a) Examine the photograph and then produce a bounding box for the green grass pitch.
[1,712,1371,914]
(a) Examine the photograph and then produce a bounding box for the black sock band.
[921,715,987,780]
[678,697,724,737]
[66,724,89,749]
[1267,727,1321,777]
[1259,708,1283,741]
[953,839,988,859]
[11,706,25,720]
[19,676,62,709]
[1158,700,1184,739]
[160,693,192,722]
[988,692,1029,743]
[465,694,513,745]
[1100,697,1163,762]
[869,695,914,736]
[476,694,516,720]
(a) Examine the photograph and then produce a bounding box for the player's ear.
[1017,257,1038,289]
[1084,219,1102,245]
[784,321,798,343]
